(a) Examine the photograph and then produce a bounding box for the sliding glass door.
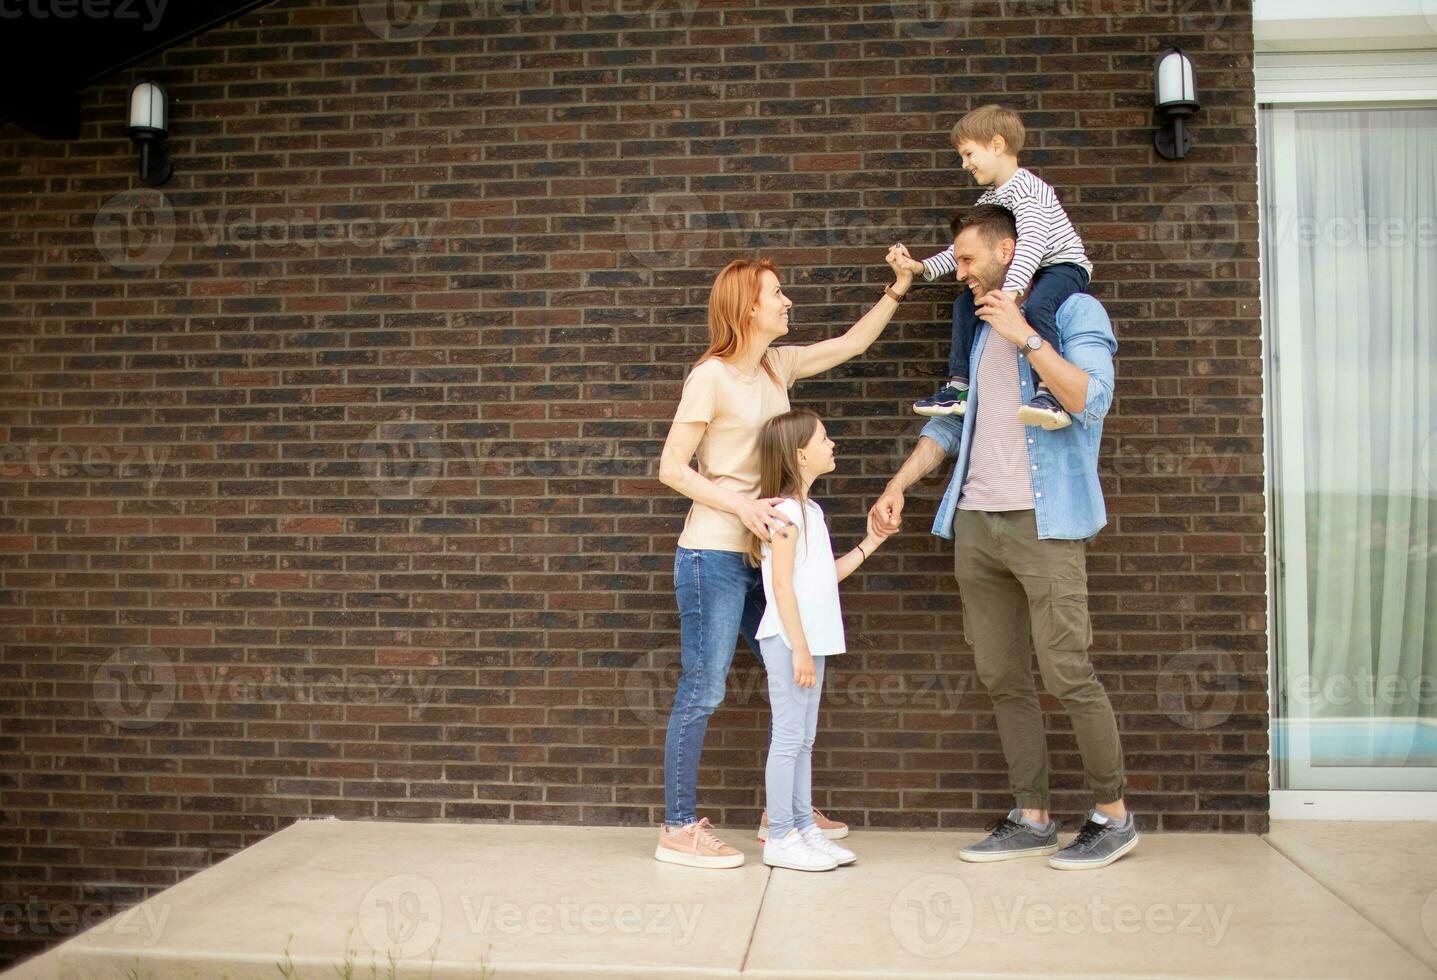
[1262,104,1437,791]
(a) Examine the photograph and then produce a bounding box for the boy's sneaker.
[654,818,744,869]
[757,807,848,841]
[763,827,838,872]
[1017,388,1072,430]
[1048,810,1139,871]
[957,808,1060,863]
[913,380,969,417]
[800,825,856,865]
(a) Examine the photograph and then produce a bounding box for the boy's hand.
[883,245,916,287]
[886,243,925,276]
[792,647,817,689]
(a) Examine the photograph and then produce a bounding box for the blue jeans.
[664,546,767,827]
[759,633,825,840]
[947,262,1091,384]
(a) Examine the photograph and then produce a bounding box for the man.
[875,205,1136,871]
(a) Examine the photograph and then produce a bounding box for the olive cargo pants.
[953,507,1125,810]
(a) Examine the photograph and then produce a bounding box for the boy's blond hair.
[951,104,1025,156]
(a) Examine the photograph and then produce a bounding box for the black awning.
[0,0,278,139]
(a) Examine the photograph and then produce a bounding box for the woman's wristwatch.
[884,285,906,303]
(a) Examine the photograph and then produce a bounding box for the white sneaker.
[800,824,856,865]
[762,828,838,871]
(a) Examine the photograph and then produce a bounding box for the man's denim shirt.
[920,292,1117,542]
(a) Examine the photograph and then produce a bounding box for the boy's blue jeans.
[663,546,766,828]
[948,262,1091,384]
[759,633,825,840]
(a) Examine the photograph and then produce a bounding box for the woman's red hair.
[696,258,781,386]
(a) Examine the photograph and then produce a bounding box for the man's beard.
[964,264,1002,296]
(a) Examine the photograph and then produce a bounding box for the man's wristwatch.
[1023,334,1044,353]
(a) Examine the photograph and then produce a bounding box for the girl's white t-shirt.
[755,497,846,657]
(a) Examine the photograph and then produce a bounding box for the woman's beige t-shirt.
[673,345,805,553]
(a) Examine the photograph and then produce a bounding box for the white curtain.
[1287,107,1431,741]
[1284,107,1437,746]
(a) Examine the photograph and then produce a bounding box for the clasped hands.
[885,243,1031,346]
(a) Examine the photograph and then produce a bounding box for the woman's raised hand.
[886,243,924,279]
[737,496,792,543]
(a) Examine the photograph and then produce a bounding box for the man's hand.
[980,289,1096,416]
[975,288,1033,347]
[869,486,905,536]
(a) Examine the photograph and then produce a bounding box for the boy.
[904,104,1093,430]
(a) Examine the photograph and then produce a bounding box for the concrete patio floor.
[5,817,1436,979]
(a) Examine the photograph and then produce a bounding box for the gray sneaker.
[1048,810,1139,871]
[958,808,1059,863]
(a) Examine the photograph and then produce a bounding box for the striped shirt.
[957,330,1035,513]
[922,168,1093,295]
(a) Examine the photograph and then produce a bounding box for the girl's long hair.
[697,258,782,386]
[744,408,821,569]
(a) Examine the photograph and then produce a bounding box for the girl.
[654,250,913,869]
[748,408,890,871]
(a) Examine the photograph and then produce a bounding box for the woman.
[654,246,915,868]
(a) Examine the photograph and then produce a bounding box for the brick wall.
[0,0,1266,965]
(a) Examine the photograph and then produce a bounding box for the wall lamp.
[126,81,173,186]
[1154,48,1199,160]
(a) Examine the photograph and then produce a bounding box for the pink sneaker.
[654,817,744,869]
[757,807,849,841]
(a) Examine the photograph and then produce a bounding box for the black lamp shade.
[126,81,167,136]
[1155,48,1199,115]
